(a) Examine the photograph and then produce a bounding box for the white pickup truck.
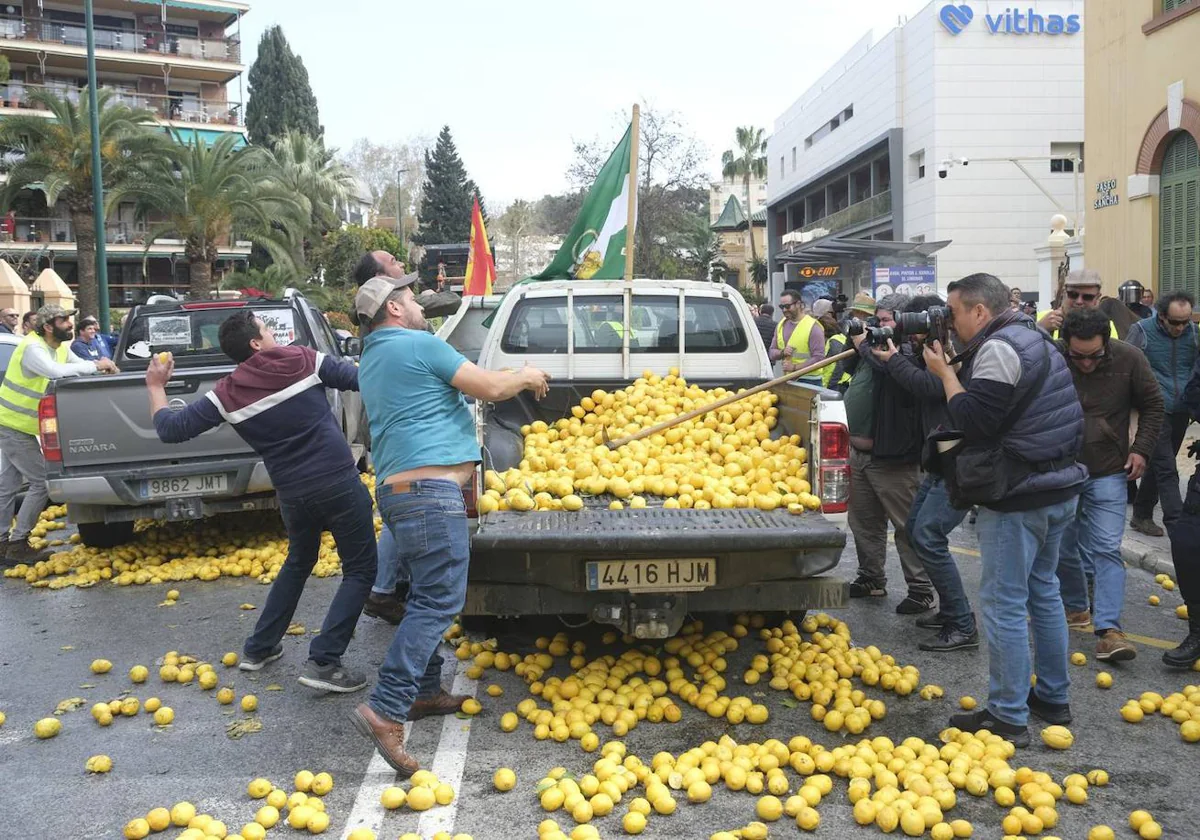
[438,279,849,638]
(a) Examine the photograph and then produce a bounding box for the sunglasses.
[1163,317,1191,327]
[780,301,798,309]
[1065,290,1097,302]
[1068,349,1106,361]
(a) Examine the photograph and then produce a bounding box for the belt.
[385,480,414,493]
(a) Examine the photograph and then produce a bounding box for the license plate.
[586,559,715,593]
[139,474,228,500]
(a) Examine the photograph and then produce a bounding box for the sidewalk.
[1120,429,1197,578]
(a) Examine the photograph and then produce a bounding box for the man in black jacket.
[754,304,776,352]
[870,294,978,651]
[845,293,935,614]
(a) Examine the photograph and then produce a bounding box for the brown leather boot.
[408,692,470,721]
[350,703,418,776]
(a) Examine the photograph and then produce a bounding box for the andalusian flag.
[532,123,635,280]
[463,195,495,296]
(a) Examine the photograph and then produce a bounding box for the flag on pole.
[463,195,495,296]
[532,124,635,280]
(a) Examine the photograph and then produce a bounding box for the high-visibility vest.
[0,334,68,436]
[776,315,818,378]
[1038,309,1118,340]
[601,321,638,341]
[822,335,853,389]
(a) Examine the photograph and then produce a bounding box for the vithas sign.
[939,4,1081,36]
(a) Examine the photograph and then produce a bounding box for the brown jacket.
[1063,338,1164,478]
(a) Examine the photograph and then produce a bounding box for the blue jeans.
[976,499,1075,726]
[1056,473,1129,631]
[244,472,377,666]
[371,521,412,596]
[907,475,973,632]
[369,479,470,721]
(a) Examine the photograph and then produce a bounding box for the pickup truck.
[42,290,368,548]
[441,279,850,639]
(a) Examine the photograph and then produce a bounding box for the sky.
[238,0,933,208]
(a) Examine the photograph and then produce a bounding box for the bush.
[325,310,356,335]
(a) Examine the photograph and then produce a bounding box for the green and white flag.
[533,124,634,280]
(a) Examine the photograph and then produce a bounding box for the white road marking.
[417,659,479,836]
[340,721,412,839]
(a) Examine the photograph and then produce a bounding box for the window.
[830,116,840,131]
[780,156,785,179]
[1164,0,1194,11]
[791,147,797,171]
[1050,142,1083,173]
[844,106,854,121]
[1159,131,1199,296]
[910,150,926,181]
[121,305,307,365]
[500,296,748,355]
[804,137,813,150]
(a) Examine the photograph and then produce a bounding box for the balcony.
[0,217,250,256]
[0,82,243,128]
[782,190,893,247]
[0,15,240,64]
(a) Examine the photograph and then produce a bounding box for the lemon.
[494,768,517,791]
[949,819,973,838]
[1139,821,1163,839]
[294,769,315,792]
[796,806,820,832]
[144,809,171,831]
[254,806,279,828]
[742,824,768,840]
[1178,605,1190,619]
[1087,769,1110,786]
[958,696,976,710]
[0,711,5,726]
[266,788,287,809]
[129,665,149,683]
[217,688,235,705]
[1149,595,1160,605]
[1087,827,1115,840]
[222,652,239,667]
[240,825,266,840]
[930,823,954,840]
[91,659,113,674]
[1041,725,1074,749]
[900,808,926,837]
[311,772,333,796]
[408,785,436,811]
[123,819,151,839]
[1181,719,1200,742]
[198,671,218,690]
[621,811,646,835]
[380,786,407,809]
[571,799,594,824]
[171,802,197,826]
[1066,785,1088,804]
[33,717,61,739]
[1120,703,1144,723]
[247,778,272,799]
[85,754,113,773]
[1096,671,1113,688]
[756,795,783,821]
[166,588,180,599]
[307,810,331,834]
[434,783,455,805]
[206,819,228,837]
[346,831,376,840]
[500,712,519,732]
[461,698,482,715]
[1070,651,1087,665]
[288,805,315,829]
[288,791,309,810]
[241,695,258,712]
[154,706,175,726]
[120,697,140,716]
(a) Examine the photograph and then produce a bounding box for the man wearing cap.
[353,249,462,319]
[0,305,117,564]
[1038,270,1122,340]
[145,309,376,694]
[349,272,550,775]
[771,290,825,383]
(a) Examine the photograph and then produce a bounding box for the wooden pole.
[623,103,640,281]
[603,348,857,450]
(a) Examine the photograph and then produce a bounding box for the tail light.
[463,470,479,518]
[818,421,850,514]
[39,395,61,462]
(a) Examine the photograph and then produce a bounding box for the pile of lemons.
[378,769,457,812]
[1117,685,1200,742]
[478,369,822,514]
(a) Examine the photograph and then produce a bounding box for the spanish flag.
[463,195,495,296]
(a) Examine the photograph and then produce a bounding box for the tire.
[77,521,135,549]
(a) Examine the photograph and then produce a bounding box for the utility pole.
[395,167,409,253]
[85,0,111,331]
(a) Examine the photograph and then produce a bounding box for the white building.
[766,0,1084,306]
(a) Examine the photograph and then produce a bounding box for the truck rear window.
[501,295,747,354]
[120,306,304,364]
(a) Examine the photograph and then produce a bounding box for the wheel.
[76,521,135,548]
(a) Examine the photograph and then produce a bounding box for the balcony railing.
[0,82,243,127]
[783,190,893,246]
[0,15,240,63]
[2,217,246,248]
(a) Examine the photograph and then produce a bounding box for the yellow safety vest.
[1037,310,1118,341]
[822,335,853,389]
[0,334,69,435]
[601,321,638,341]
[776,315,818,377]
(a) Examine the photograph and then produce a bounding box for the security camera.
[958,157,969,167]
[937,164,949,179]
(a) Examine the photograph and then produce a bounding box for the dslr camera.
[842,315,895,348]
[895,305,951,349]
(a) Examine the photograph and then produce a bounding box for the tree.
[115,134,308,298]
[681,222,720,282]
[312,224,404,290]
[265,129,354,264]
[339,136,429,232]
[532,190,586,236]
[245,26,323,147]
[495,199,536,283]
[414,126,480,246]
[0,88,167,317]
[721,126,767,266]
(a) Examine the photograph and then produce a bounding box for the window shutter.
[1160,132,1200,297]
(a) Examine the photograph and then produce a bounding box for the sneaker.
[1027,687,1072,725]
[298,660,368,693]
[1095,629,1137,662]
[916,612,947,630]
[919,626,980,653]
[363,592,407,625]
[849,577,886,598]
[1162,630,1200,669]
[1129,517,1165,537]
[1065,609,1092,630]
[897,592,936,615]
[5,540,53,565]
[948,708,1030,748]
[238,644,284,672]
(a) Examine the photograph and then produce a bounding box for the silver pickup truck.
[42,290,367,547]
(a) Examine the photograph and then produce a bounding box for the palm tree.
[0,88,167,316]
[114,133,308,298]
[264,130,354,246]
[721,126,768,276]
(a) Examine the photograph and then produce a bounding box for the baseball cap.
[354,272,420,324]
[811,299,834,318]
[34,304,78,332]
[849,292,877,316]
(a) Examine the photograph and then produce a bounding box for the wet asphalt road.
[1,517,1197,840]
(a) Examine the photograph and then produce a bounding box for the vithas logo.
[939,4,974,35]
[939,4,1082,36]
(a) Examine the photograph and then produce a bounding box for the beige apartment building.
[0,0,251,305]
[1085,0,1200,299]
[711,195,767,293]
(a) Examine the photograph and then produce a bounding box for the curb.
[1121,543,1176,577]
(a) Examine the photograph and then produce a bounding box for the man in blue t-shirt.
[349,272,549,775]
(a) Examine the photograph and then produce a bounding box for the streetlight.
[84,0,110,330]
[395,167,409,252]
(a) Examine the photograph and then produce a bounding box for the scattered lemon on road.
[380,787,406,809]
[247,778,272,799]
[486,684,503,697]
[222,652,239,667]
[91,659,113,674]
[1088,826,1116,840]
[434,783,455,805]
[241,695,258,712]
[266,789,287,809]
[621,811,646,834]
[1178,605,1190,620]
[461,698,482,715]
[1096,671,1113,688]
[217,688,234,705]
[500,712,519,732]
[1070,651,1087,665]
[307,810,330,834]
[494,768,516,791]
[1148,595,1160,605]
[407,786,436,811]
[311,772,334,796]
[145,809,170,831]
[346,830,375,840]
[166,589,180,600]
[254,806,279,828]
[1041,725,1074,749]
[33,717,61,739]
[129,665,149,683]
[123,818,150,839]
[85,754,113,773]
[171,802,196,826]
[153,706,174,726]
[958,696,977,710]
[294,770,315,792]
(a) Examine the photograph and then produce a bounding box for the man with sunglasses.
[1038,270,1120,340]
[1055,308,1163,661]
[770,290,824,384]
[1125,291,1198,537]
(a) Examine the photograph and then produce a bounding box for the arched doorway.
[1160,131,1200,295]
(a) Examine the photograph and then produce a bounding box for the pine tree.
[415,126,479,245]
[245,26,323,147]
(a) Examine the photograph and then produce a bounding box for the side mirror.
[340,336,362,357]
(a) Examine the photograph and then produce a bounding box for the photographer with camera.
[843,293,935,614]
[1054,308,1163,662]
[1164,358,1200,669]
[923,273,1087,746]
[870,295,978,652]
